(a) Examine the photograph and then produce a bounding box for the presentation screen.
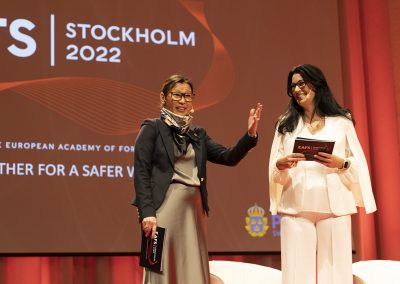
[0,0,344,253]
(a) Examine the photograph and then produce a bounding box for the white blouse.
[268,116,377,216]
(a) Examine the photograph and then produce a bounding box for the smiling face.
[161,82,194,116]
[291,73,315,109]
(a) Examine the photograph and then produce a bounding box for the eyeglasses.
[169,92,195,102]
[290,80,307,93]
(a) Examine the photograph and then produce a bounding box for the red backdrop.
[1,0,399,283]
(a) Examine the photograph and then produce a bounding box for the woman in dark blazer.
[133,74,262,284]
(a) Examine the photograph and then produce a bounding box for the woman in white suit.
[269,64,376,284]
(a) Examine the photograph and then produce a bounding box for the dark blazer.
[132,118,258,221]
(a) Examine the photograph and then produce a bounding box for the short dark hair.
[277,64,354,134]
[161,74,194,95]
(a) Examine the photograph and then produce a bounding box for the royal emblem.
[245,204,268,237]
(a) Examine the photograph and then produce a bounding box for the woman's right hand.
[142,216,157,239]
[276,153,306,170]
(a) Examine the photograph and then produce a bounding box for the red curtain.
[0,255,278,284]
[339,0,400,260]
[0,256,142,284]
[1,1,400,283]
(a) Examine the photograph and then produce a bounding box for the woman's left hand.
[142,216,157,239]
[314,152,344,168]
[248,103,263,137]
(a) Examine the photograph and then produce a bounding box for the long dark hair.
[277,64,354,134]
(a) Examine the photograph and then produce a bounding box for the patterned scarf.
[160,108,193,155]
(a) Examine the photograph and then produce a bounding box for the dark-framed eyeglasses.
[290,80,307,93]
[169,92,195,102]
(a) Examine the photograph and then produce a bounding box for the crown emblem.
[245,204,268,237]
[247,205,265,217]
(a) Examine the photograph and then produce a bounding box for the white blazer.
[269,116,377,216]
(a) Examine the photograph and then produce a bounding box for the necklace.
[304,116,325,134]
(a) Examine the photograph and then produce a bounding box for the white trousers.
[280,212,353,284]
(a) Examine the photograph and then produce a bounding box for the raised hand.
[248,103,263,137]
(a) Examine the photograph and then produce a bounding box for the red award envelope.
[293,137,335,161]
